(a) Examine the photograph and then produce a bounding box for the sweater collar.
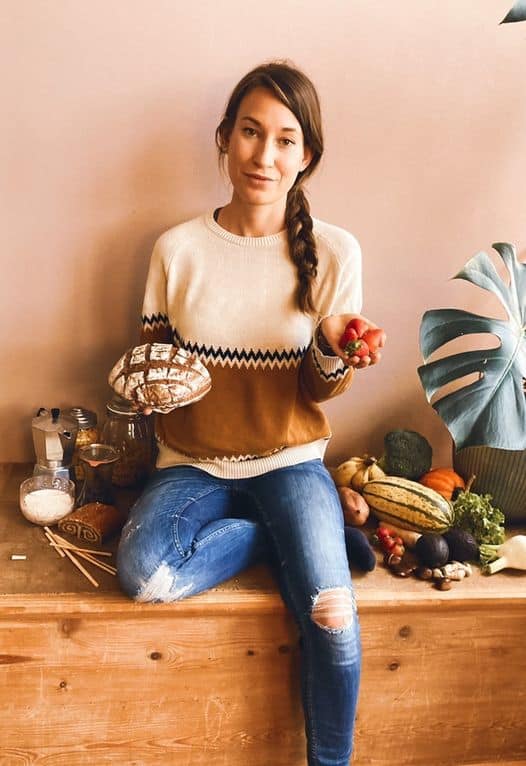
[204,210,288,248]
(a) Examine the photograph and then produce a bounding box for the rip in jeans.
[310,587,355,633]
[136,561,193,603]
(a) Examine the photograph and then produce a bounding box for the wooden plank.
[0,603,525,765]
[1,462,526,765]
[467,762,526,766]
[0,462,29,500]
[0,610,305,765]
[354,604,526,766]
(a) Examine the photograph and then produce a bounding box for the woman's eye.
[280,138,295,146]
[242,127,257,136]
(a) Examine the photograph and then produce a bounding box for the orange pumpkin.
[419,467,465,500]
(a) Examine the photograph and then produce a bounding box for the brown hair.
[215,61,324,313]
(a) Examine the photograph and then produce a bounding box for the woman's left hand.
[319,313,383,369]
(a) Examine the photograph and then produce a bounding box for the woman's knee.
[118,557,194,603]
[306,586,361,666]
[116,512,187,602]
[311,586,356,632]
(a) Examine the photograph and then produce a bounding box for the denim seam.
[191,520,248,549]
[173,485,228,557]
[302,622,319,761]
[243,491,320,761]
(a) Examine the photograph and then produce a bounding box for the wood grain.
[0,463,525,765]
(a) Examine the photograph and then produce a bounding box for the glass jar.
[101,395,152,488]
[68,407,99,484]
[19,474,75,526]
[77,443,120,505]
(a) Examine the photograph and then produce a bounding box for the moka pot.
[32,407,78,480]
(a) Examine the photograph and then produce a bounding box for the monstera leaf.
[418,242,526,451]
[501,1,526,23]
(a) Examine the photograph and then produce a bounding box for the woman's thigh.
[247,460,354,619]
[117,466,265,601]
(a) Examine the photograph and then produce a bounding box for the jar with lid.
[67,407,99,485]
[101,395,152,488]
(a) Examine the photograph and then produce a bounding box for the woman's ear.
[217,121,230,154]
[301,147,313,171]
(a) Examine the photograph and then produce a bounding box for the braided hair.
[215,61,324,314]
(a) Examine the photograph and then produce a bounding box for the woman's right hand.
[320,314,384,369]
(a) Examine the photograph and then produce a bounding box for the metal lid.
[106,394,140,416]
[32,407,78,434]
[67,406,98,429]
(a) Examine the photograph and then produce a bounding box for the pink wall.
[3,0,526,467]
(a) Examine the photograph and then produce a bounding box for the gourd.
[330,455,385,492]
[363,476,454,533]
[350,457,385,492]
[419,467,465,500]
[330,457,364,487]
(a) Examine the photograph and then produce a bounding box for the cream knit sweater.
[140,210,362,478]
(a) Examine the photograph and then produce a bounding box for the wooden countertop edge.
[0,588,524,617]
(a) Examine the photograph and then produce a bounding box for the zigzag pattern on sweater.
[173,329,306,370]
[312,348,349,382]
[142,313,170,329]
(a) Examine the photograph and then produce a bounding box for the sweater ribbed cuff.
[312,321,348,375]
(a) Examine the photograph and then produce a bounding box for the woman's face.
[224,87,312,212]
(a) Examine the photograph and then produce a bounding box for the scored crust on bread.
[108,343,212,413]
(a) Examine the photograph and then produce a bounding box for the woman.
[117,61,381,766]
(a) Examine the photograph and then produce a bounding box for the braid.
[285,184,317,314]
[215,62,324,312]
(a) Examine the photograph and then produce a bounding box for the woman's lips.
[245,173,275,183]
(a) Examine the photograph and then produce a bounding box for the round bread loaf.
[108,343,212,413]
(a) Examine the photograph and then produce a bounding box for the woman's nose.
[253,139,275,168]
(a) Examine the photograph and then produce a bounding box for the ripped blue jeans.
[117,459,361,766]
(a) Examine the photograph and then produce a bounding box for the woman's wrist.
[315,324,337,356]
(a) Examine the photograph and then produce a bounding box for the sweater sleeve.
[139,237,173,345]
[300,232,362,403]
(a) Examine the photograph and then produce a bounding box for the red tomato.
[345,318,369,338]
[338,326,358,349]
[362,328,386,353]
[343,339,370,358]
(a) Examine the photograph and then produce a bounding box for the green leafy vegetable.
[452,489,505,546]
[377,429,432,480]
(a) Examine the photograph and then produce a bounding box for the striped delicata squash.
[363,476,453,533]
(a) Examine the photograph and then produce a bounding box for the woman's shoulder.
[312,218,362,269]
[154,211,210,251]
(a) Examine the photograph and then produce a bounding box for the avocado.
[443,528,479,562]
[414,534,450,568]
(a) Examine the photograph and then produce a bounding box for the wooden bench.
[1,463,525,766]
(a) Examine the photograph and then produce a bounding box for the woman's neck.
[217,199,286,237]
